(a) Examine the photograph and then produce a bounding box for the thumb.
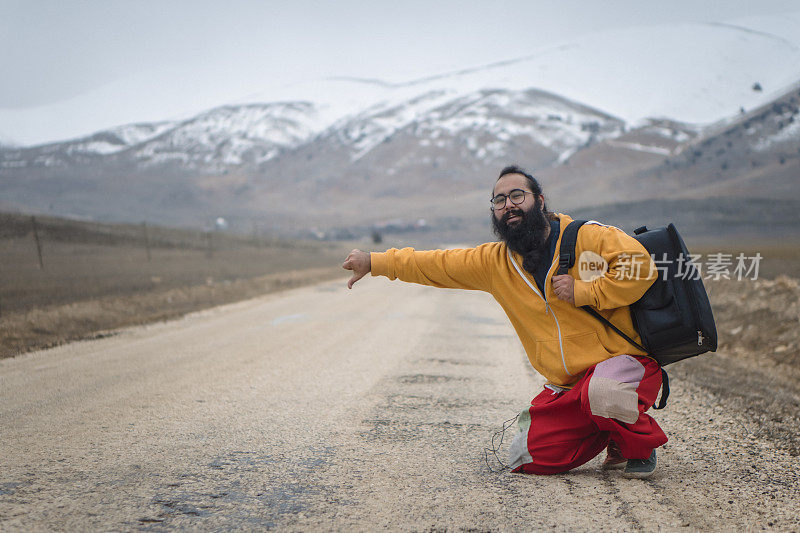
[348,271,365,289]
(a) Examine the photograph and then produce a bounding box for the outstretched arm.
[343,244,494,292]
[342,249,371,289]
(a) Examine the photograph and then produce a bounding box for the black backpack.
[558,221,718,408]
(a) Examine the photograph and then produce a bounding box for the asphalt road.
[1,278,798,530]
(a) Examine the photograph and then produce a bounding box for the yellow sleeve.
[572,224,657,310]
[370,243,495,292]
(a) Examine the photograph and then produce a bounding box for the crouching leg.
[580,354,668,461]
[509,385,609,475]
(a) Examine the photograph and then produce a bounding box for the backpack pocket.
[634,279,684,332]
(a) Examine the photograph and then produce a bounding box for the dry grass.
[691,242,800,280]
[675,275,800,455]
[0,216,351,358]
[707,275,800,372]
[1,237,345,314]
[0,265,345,358]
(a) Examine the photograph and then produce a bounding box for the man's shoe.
[601,441,626,470]
[623,449,657,479]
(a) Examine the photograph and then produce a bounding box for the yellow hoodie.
[370,213,657,387]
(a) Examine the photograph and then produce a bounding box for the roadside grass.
[0,265,345,359]
[1,237,345,314]
[678,274,800,456]
[692,242,800,280]
[1,215,351,358]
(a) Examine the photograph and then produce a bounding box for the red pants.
[509,354,667,475]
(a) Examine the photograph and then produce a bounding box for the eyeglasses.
[490,189,533,210]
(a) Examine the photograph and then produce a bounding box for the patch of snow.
[558,148,577,163]
[638,125,693,142]
[754,119,800,150]
[130,102,321,167]
[33,155,58,167]
[340,90,457,161]
[109,122,176,146]
[67,141,123,155]
[606,140,673,155]
[401,89,623,161]
[673,130,692,143]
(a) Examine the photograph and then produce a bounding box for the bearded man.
[342,165,666,478]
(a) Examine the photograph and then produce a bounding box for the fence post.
[205,231,213,259]
[142,221,152,261]
[31,216,44,269]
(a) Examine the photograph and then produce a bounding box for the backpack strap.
[580,306,647,353]
[557,219,670,408]
[557,219,648,353]
[557,220,587,275]
[653,369,670,410]
[582,307,669,408]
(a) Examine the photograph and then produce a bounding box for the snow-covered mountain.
[0,102,321,172]
[338,88,622,163]
[249,87,626,215]
[241,12,800,130]
[0,87,624,181]
[3,12,800,149]
[0,121,175,169]
[4,12,800,164]
[538,84,800,214]
[71,122,177,155]
[1,13,799,238]
[129,102,321,170]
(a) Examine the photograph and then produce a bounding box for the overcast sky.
[2,0,799,145]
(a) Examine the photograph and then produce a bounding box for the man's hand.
[342,249,371,289]
[552,274,575,305]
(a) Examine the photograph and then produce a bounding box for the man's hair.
[496,165,553,217]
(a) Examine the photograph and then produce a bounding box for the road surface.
[1,278,798,530]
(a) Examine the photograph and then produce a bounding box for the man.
[342,165,666,478]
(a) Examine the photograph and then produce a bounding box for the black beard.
[492,199,551,275]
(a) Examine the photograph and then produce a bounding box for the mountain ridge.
[1,15,799,241]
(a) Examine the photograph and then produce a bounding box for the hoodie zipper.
[507,250,573,377]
